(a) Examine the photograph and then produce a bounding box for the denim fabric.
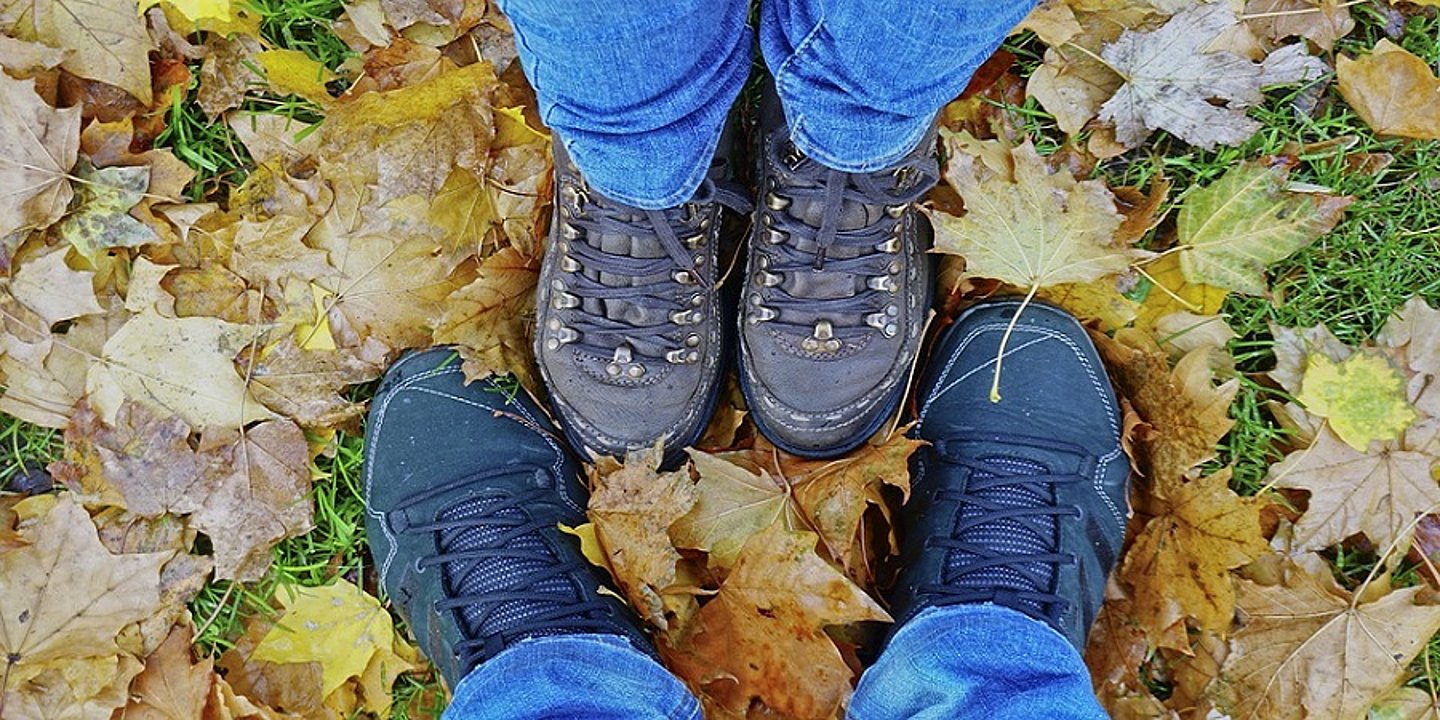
[495,0,1036,208]
[442,635,703,720]
[444,605,1106,718]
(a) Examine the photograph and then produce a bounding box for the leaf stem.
[1132,263,1204,313]
[1060,41,1126,80]
[989,284,1040,403]
[1238,0,1366,21]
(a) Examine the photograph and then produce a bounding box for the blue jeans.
[494,0,1035,208]
[442,605,1108,719]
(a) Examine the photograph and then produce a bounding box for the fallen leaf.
[0,0,154,104]
[251,579,414,701]
[0,495,170,675]
[122,624,215,720]
[139,0,239,25]
[197,34,263,118]
[1098,3,1327,149]
[56,400,214,515]
[1337,39,1440,140]
[1245,0,1355,51]
[1213,568,1440,719]
[238,335,383,429]
[1018,0,1083,45]
[670,449,805,572]
[86,308,275,432]
[56,158,160,263]
[1378,296,1440,380]
[1122,468,1268,645]
[256,49,335,107]
[0,72,79,238]
[1037,278,1142,331]
[9,245,102,325]
[1025,11,1128,136]
[1153,311,1236,360]
[1134,253,1229,334]
[930,132,1145,288]
[3,651,143,720]
[433,245,539,389]
[1175,160,1351,295]
[664,526,889,720]
[1296,352,1416,451]
[586,445,699,630]
[1267,426,1440,554]
[1097,331,1239,484]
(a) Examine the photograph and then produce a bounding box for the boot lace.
[547,172,751,371]
[750,136,938,345]
[920,433,1085,629]
[397,465,620,669]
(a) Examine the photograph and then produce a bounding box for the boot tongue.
[944,455,1059,620]
[786,186,883,231]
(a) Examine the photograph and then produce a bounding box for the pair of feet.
[364,300,1129,690]
[535,88,939,461]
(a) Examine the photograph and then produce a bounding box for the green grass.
[0,415,60,492]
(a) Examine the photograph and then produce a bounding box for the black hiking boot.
[363,349,655,688]
[535,139,749,465]
[738,87,939,458]
[888,299,1129,651]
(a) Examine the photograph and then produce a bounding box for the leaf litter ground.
[3,1,1440,719]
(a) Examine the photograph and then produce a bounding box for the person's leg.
[759,0,1037,171]
[363,349,702,718]
[494,0,752,208]
[848,299,1126,719]
[502,1,753,463]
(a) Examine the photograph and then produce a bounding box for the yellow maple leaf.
[1296,352,1416,451]
[257,49,336,106]
[250,579,414,705]
[139,0,261,36]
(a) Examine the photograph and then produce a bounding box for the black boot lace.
[750,136,938,345]
[920,433,1086,629]
[396,464,622,670]
[547,170,751,370]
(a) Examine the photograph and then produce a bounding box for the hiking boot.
[738,88,939,458]
[363,348,656,688]
[536,140,749,465]
[888,299,1129,651]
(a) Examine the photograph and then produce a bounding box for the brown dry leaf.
[239,335,384,429]
[664,525,890,720]
[929,132,1146,288]
[1026,11,1128,136]
[1018,0,1083,46]
[123,624,215,720]
[1378,296,1440,381]
[1122,468,1268,645]
[3,652,143,720]
[670,449,806,572]
[1267,426,1440,554]
[789,430,921,574]
[0,72,79,238]
[217,613,331,718]
[55,400,213,515]
[1245,0,1355,51]
[0,0,154,104]
[191,420,314,580]
[586,445,699,631]
[320,61,498,204]
[433,245,539,390]
[9,245,102,325]
[1337,40,1440,140]
[1096,331,1238,484]
[1212,567,1440,719]
[0,495,170,678]
[1152,311,1236,361]
[1099,3,1328,149]
[198,34,263,118]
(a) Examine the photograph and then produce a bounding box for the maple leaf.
[1337,40,1440,140]
[86,308,275,432]
[1096,330,1238,484]
[1212,567,1440,719]
[0,496,170,676]
[0,72,79,238]
[585,445,699,630]
[1036,278,1141,332]
[930,131,1143,288]
[217,612,329,717]
[1173,159,1351,296]
[56,158,161,263]
[1267,426,1440,554]
[1121,468,1268,645]
[670,449,807,571]
[1244,0,1355,51]
[238,335,383,429]
[664,525,889,720]
[56,400,215,515]
[1097,3,1328,149]
[250,579,415,707]
[257,49,336,107]
[320,61,498,205]
[122,624,215,720]
[1133,252,1229,335]
[8,245,103,326]
[0,0,154,104]
[1378,297,1440,381]
[1297,352,1417,451]
[1025,10,1128,137]
[433,245,540,390]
